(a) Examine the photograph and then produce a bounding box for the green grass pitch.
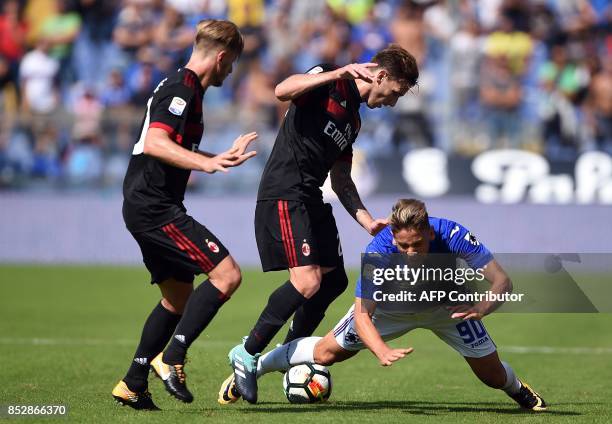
[1,265,611,423]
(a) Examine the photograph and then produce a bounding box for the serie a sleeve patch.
[168,97,187,116]
[307,66,324,75]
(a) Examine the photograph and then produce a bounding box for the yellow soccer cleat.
[150,352,193,403]
[218,373,241,405]
[509,380,547,411]
[111,380,159,410]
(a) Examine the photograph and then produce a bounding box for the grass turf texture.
[1,265,611,423]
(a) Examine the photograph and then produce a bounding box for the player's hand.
[201,132,258,173]
[335,63,378,82]
[375,347,413,367]
[447,304,484,321]
[228,132,258,156]
[200,148,257,174]
[366,218,389,236]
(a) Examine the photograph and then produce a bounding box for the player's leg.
[260,301,417,376]
[219,318,358,404]
[113,278,188,410]
[229,201,321,404]
[258,331,358,377]
[162,255,240,365]
[122,279,190,387]
[221,303,414,404]
[251,301,391,380]
[465,352,547,411]
[113,229,191,410]
[229,264,320,403]
[463,350,508,389]
[159,278,194,314]
[283,205,348,343]
[146,216,234,403]
[431,314,547,411]
[245,264,322,353]
[152,256,239,404]
[154,256,241,403]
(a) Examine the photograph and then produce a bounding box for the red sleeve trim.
[149,122,181,144]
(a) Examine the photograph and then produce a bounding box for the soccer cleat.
[509,380,547,411]
[111,380,160,410]
[150,352,193,403]
[228,342,260,404]
[218,373,241,404]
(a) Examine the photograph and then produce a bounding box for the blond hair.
[389,199,430,233]
[194,19,244,55]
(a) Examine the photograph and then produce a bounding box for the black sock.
[162,280,229,365]
[124,302,181,392]
[244,281,307,355]
[283,267,349,344]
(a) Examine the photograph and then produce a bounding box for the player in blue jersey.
[219,198,547,411]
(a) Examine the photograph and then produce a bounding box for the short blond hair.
[389,199,430,233]
[195,19,244,55]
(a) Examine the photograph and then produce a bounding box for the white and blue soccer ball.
[282,364,332,404]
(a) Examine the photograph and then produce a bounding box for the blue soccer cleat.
[228,341,260,404]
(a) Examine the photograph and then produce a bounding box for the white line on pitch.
[1,338,611,354]
[0,337,229,347]
[500,345,612,354]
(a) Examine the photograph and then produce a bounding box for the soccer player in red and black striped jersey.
[111,20,258,410]
[225,45,419,404]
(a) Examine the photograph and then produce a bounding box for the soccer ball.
[282,364,332,403]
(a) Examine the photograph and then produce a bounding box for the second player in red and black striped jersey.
[257,63,362,203]
[230,48,420,403]
[123,68,205,233]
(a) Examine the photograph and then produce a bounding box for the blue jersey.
[355,217,494,299]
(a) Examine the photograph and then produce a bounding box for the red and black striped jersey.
[122,67,204,233]
[257,63,362,203]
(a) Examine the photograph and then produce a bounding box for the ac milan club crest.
[302,240,311,257]
[206,239,219,253]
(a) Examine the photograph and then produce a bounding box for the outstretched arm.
[144,129,257,174]
[274,63,378,101]
[330,159,387,235]
[353,297,413,366]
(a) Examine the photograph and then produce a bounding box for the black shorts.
[255,200,343,272]
[131,214,229,284]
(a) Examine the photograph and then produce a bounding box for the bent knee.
[226,266,242,289]
[215,265,242,292]
[292,267,322,297]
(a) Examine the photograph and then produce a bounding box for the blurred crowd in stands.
[0,0,610,190]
